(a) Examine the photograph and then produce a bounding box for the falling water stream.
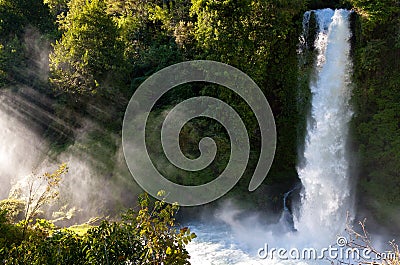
[294,8,354,242]
[187,9,354,264]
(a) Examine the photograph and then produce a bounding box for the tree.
[0,191,196,264]
[104,0,195,100]
[0,0,53,40]
[333,218,399,265]
[346,0,400,34]
[1,164,68,241]
[0,0,53,85]
[22,164,68,226]
[49,0,124,94]
[191,0,307,184]
[191,0,305,82]
[43,0,70,16]
[348,0,400,226]
[132,191,195,264]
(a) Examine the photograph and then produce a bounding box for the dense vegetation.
[0,198,195,264]
[0,169,196,264]
[345,0,400,228]
[0,0,399,255]
[1,0,311,213]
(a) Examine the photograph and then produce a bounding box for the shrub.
[0,192,196,264]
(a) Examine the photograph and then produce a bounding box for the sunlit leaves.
[49,0,124,94]
[1,192,195,264]
[347,0,400,34]
[22,163,68,231]
[43,0,69,16]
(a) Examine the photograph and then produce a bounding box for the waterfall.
[187,9,355,264]
[294,9,354,243]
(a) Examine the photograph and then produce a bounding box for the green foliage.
[0,163,68,244]
[191,0,307,185]
[0,192,195,264]
[349,2,400,225]
[104,0,189,96]
[43,0,70,16]
[191,0,305,77]
[0,209,24,253]
[0,0,53,40]
[346,0,399,34]
[0,0,54,86]
[50,0,124,94]
[0,36,25,85]
[0,199,25,223]
[21,163,68,227]
[307,0,341,9]
[0,44,6,85]
[6,0,395,223]
[133,192,195,264]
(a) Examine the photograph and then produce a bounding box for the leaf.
[166,246,172,255]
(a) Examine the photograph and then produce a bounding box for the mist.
[0,24,147,224]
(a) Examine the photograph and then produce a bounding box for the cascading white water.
[294,9,353,243]
[187,9,354,264]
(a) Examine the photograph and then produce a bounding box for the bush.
[0,192,196,264]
